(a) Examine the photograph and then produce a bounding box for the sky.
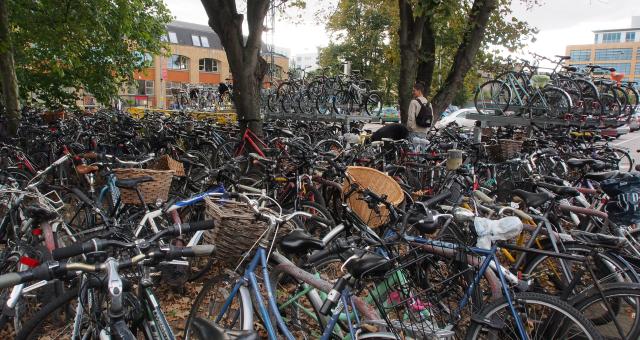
[164,0,640,58]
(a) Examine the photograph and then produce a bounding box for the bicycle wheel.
[474,80,511,115]
[595,147,634,171]
[14,287,80,340]
[575,78,605,118]
[268,265,326,340]
[522,243,639,296]
[571,282,640,340]
[294,200,335,238]
[364,92,382,116]
[623,84,639,116]
[530,87,572,119]
[184,274,254,340]
[465,292,602,340]
[332,90,350,115]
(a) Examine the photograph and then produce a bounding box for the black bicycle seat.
[566,158,606,170]
[346,252,393,279]
[115,176,154,189]
[536,182,580,197]
[279,229,324,255]
[511,189,554,208]
[24,206,58,223]
[584,171,619,182]
[571,230,626,249]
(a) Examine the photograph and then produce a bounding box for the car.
[379,106,399,123]
[629,111,640,132]
[601,124,630,138]
[440,105,459,118]
[434,108,478,129]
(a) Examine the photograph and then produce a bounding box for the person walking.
[406,82,433,140]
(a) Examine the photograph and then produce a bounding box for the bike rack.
[467,113,627,129]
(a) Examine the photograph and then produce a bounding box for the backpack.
[413,98,433,128]
[601,172,640,225]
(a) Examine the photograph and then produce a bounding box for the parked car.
[629,111,640,132]
[435,108,478,129]
[379,106,399,123]
[601,124,630,138]
[440,105,460,118]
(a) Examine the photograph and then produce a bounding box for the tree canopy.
[8,0,172,107]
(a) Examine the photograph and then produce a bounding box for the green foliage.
[8,0,172,108]
[317,0,537,105]
[317,0,399,103]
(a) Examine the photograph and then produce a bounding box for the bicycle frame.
[235,129,267,158]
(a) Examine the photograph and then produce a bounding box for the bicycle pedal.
[471,313,505,330]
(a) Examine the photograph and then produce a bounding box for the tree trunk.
[430,0,498,116]
[397,0,426,125]
[201,0,269,136]
[0,0,20,137]
[416,15,435,97]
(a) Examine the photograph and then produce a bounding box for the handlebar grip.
[0,273,25,289]
[423,191,452,207]
[52,239,104,260]
[181,220,216,233]
[188,245,216,257]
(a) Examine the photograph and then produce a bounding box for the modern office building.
[117,20,290,109]
[565,16,640,82]
[291,50,320,72]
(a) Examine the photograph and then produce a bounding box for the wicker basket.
[112,168,174,204]
[342,166,404,228]
[486,139,523,163]
[151,155,185,177]
[203,197,295,266]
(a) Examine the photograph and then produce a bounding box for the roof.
[593,28,640,33]
[166,21,223,49]
[166,20,289,57]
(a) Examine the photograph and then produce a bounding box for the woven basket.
[112,168,174,205]
[151,155,185,177]
[203,197,295,266]
[342,166,404,228]
[486,140,523,163]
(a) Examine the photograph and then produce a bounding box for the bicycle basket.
[343,166,404,228]
[530,74,550,89]
[112,168,174,205]
[601,172,640,225]
[203,197,295,266]
[150,155,185,177]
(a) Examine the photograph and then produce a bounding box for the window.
[602,32,621,44]
[198,58,218,72]
[626,32,636,42]
[168,31,178,44]
[569,50,591,62]
[201,36,209,47]
[160,34,168,42]
[126,80,154,96]
[165,81,182,96]
[635,63,640,75]
[191,35,201,46]
[133,52,153,67]
[168,54,189,70]
[594,34,599,44]
[596,63,631,76]
[595,48,632,61]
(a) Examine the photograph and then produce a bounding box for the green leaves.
[8,0,171,107]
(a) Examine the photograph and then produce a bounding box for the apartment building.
[565,16,640,82]
[120,20,290,109]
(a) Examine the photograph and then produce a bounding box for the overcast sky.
[164,0,640,58]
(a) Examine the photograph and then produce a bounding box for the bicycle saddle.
[346,252,393,279]
[75,164,99,175]
[584,171,619,182]
[279,229,324,255]
[189,317,258,340]
[541,175,566,186]
[248,153,275,164]
[511,189,554,208]
[570,230,626,249]
[566,158,606,169]
[474,216,523,249]
[24,205,58,223]
[115,176,154,189]
[536,182,580,197]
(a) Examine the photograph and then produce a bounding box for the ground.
[611,129,640,170]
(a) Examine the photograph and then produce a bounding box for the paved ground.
[612,129,640,170]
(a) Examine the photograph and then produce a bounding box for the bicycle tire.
[474,80,511,115]
[15,287,79,340]
[465,291,603,340]
[184,273,254,340]
[570,282,640,339]
[364,92,382,116]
